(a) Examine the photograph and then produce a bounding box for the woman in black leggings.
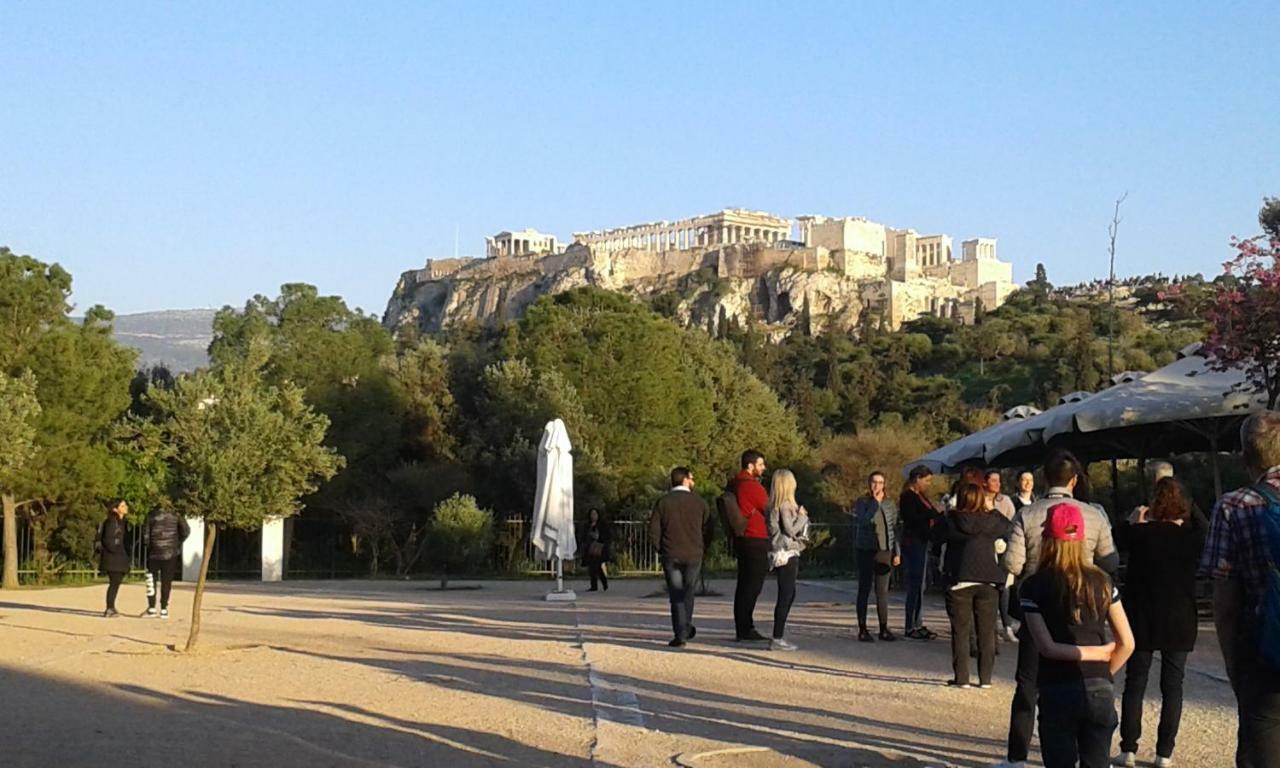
[98,500,130,617]
[767,469,809,652]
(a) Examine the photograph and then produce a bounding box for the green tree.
[1,371,39,588]
[147,353,343,651]
[427,493,493,588]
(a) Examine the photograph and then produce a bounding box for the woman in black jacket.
[98,499,130,618]
[932,482,1010,688]
[1116,478,1205,767]
[580,509,613,591]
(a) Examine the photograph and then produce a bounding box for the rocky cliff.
[383,243,884,339]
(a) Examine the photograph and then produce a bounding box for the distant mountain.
[109,309,217,371]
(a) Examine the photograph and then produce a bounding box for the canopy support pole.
[546,555,576,602]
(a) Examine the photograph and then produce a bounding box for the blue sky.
[1,1,1276,316]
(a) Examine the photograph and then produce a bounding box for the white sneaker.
[160,608,169,619]
[1154,757,1174,768]
[1111,753,1135,768]
[1003,626,1018,642]
[145,607,158,617]
[770,638,798,651]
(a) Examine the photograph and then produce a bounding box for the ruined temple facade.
[389,208,1017,335]
[572,209,791,253]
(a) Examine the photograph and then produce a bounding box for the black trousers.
[661,558,700,641]
[772,557,799,639]
[1038,679,1118,768]
[733,537,769,637]
[946,584,998,685]
[1120,649,1188,758]
[105,571,125,611]
[1236,652,1280,768]
[1006,620,1041,762]
[147,557,179,610]
[588,560,608,590]
[855,548,891,631]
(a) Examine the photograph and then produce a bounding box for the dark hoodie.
[932,509,1010,585]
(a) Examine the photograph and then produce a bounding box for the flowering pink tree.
[1199,233,1280,409]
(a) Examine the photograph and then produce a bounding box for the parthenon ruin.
[572,208,791,253]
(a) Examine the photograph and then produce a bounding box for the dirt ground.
[0,577,1238,767]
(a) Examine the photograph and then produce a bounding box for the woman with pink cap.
[1018,502,1135,768]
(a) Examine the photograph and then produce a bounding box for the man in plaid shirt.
[1201,411,1280,767]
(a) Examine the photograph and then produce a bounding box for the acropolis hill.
[382,208,1016,338]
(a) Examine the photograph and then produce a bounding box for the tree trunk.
[30,515,49,583]
[2,493,18,589]
[184,522,217,653]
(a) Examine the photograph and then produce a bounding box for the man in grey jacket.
[994,451,1119,768]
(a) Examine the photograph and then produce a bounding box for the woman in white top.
[767,468,809,652]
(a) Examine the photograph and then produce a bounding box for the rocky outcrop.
[383,243,882,339]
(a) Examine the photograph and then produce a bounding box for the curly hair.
[1148,477,1191,522]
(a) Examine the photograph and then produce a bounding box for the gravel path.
[0,578,1237,767]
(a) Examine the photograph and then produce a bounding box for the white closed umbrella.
[532,418,576,600]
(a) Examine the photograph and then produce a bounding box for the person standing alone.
[143,506,189,618]
[98,500,130,618]
[853,471,900,642]
[732,450,770,642]
[650,467,709,648]
[581,508,612,592]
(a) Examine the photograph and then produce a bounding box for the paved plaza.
[1,578,1238,767]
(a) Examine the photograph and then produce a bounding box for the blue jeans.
[901,537,928,632]
[1038,679,1118,768]
[661,558,701,641]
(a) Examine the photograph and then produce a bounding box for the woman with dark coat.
[932,482,1011,688]
[98,499,130,617]
[580,508,613,591]
[1116,478,1206,768]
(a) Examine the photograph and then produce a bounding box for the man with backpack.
[1201,411,1280,766]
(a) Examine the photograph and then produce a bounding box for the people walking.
[142,506,189,618]
[995,450,1119,768]
[766,468,809,651]
[1115,477,1204,767]
[934,482,1009,688]
[1020,502,1134,768]
[1200,411,1280,767]
[580,508,612,592]
[900,465,942,640]
[97,499,130,618]
[649,467,709,648]
[853,471,900,642]
[732,450,771,642]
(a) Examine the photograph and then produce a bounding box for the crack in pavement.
[570,599,646,766]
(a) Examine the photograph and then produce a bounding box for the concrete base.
[544,590,577,602]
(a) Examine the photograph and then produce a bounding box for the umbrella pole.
[555,556,564,593]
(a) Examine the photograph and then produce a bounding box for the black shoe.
[737,630,768,642]
[687,625,696,639]
[858,629,875,642]
[879,629,898,642]
[602,582,608,591]
[103,609,119,618]
[668,638,686,648]
[587,587,599,592]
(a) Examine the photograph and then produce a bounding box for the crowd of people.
[646,410,1280,768]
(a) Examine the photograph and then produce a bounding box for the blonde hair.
[769,468,797,512]
[1039,536,1110,624]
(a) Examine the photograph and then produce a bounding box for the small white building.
[486,229,562,259]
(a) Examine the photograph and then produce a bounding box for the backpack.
[1250,482,1280,669]
[717,484,748,541]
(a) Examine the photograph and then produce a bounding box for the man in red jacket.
[733,449,770,641]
